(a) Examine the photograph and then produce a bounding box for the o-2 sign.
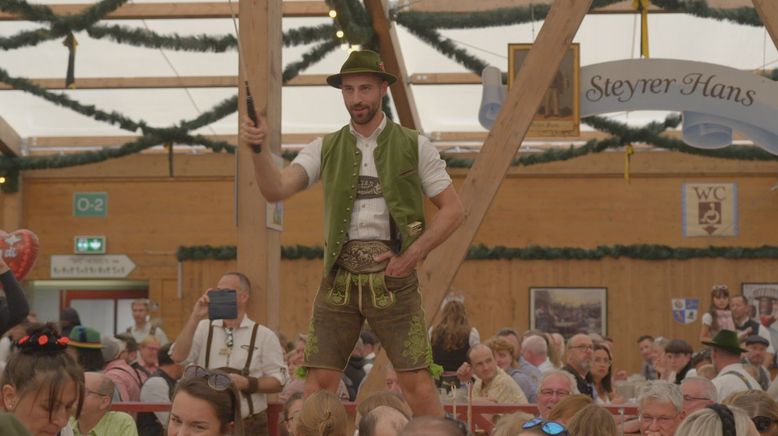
[73,192,108,217]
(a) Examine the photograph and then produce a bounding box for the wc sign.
[682,183,737,237]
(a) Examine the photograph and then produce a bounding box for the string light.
[0,177,6,184]
[328,9,337,18]
[336,30,344,38]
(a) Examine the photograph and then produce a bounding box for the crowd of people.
[1,277,778,435]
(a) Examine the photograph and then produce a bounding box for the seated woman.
[676,404,759,436]
[591,344,624,404]
[1,323,85,436]
[167,366,243,436]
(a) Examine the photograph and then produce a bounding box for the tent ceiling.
[0,1,775,152]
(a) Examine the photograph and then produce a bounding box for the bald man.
[68,372,137,436]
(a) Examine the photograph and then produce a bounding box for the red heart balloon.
[0,229,39,281]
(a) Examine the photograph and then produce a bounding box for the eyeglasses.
[683,395,712,403]
[640,414,678,427]
[522,417,569,435]
[593,357,612,365]
[753,416,777,432]
[184,365,233,391]
[539,389,571,398]
[568,345,593,351]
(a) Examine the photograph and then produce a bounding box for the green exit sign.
[74,236,106,254]
[73,192,108,217]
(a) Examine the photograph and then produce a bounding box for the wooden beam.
[403,0,751,13]
[753,0,778,50]
[0,117,21,157]
[0,1,327,20]
[364,0,421,129]
[0,75,328,90]
[237,0,283,328]
[420,0,593,322]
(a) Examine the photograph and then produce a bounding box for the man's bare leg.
[397,369,444,417]
[304,368,342,397]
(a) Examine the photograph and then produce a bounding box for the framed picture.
[508,43,580,137]
[742,283,778,344]
[529,287,606,338]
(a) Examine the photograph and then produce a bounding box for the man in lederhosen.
[240,50,464,416]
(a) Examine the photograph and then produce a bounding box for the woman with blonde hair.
[547,394,593,424]
[491,411,534,436]
[566,404,618,436]
[723,390,778,436]
[294,390,347,436]
[675,404,759,436]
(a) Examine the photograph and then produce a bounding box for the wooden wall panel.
[19,151,778,375]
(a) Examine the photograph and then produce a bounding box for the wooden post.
[0,117,21,157]
[364,0,421,129]
[753,0,778,50]
[236,0,282,328]
[358,0,593,401]
[420,0,593,319]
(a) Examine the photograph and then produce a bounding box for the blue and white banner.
[672,298,700,325]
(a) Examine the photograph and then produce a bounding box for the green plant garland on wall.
[177,243,778,262]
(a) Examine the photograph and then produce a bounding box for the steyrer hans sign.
[580,59,778,155]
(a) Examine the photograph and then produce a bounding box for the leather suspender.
[243,323,260,416]
[204,322,261,416]
[205,323,214,369]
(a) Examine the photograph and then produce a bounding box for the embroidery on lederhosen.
[357,176,383,199]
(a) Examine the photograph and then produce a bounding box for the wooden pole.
[420,0,593,320]
[236,0,282,328]
[753,0,778,50]
[364,0,421,129]
[357,0,593,402]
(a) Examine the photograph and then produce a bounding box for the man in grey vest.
[240,50,464,416]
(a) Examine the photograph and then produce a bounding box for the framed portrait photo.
[508,43,580,137]
[529,287,607,338]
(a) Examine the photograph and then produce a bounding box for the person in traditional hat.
[239,49,464,416]
[703,330,762,400]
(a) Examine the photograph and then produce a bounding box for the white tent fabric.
[0,2,776,148]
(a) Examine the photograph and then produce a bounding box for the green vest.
[320,118,426,274]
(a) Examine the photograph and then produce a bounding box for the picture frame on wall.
[529,287,607,339]
[741,283,778,346]
[508,43,580,137]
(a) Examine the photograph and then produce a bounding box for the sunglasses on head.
[753,416,776,432]
[522,417,569,435]
[184,365,233,391]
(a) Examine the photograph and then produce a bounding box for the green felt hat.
[326,50,397,89]
[701,329,747,354]
[68,326,104,349]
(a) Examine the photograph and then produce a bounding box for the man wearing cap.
[240,49,464,416]
[705,330,762,400]
[745,335,771,390]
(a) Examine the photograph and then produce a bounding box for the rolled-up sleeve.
[253,328,288,387]
[291,137,324,188]
[417,134,452,198]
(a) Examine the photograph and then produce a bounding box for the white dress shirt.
[712,362,762,400]
[292,113,452,241]
[180,316,287,417]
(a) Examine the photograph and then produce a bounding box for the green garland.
[177,243,778,262]
[282,38,339,82]
[85,23,336,53]
[327,0,374,46]
[394,0,760,30]
[650,0,761,27]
